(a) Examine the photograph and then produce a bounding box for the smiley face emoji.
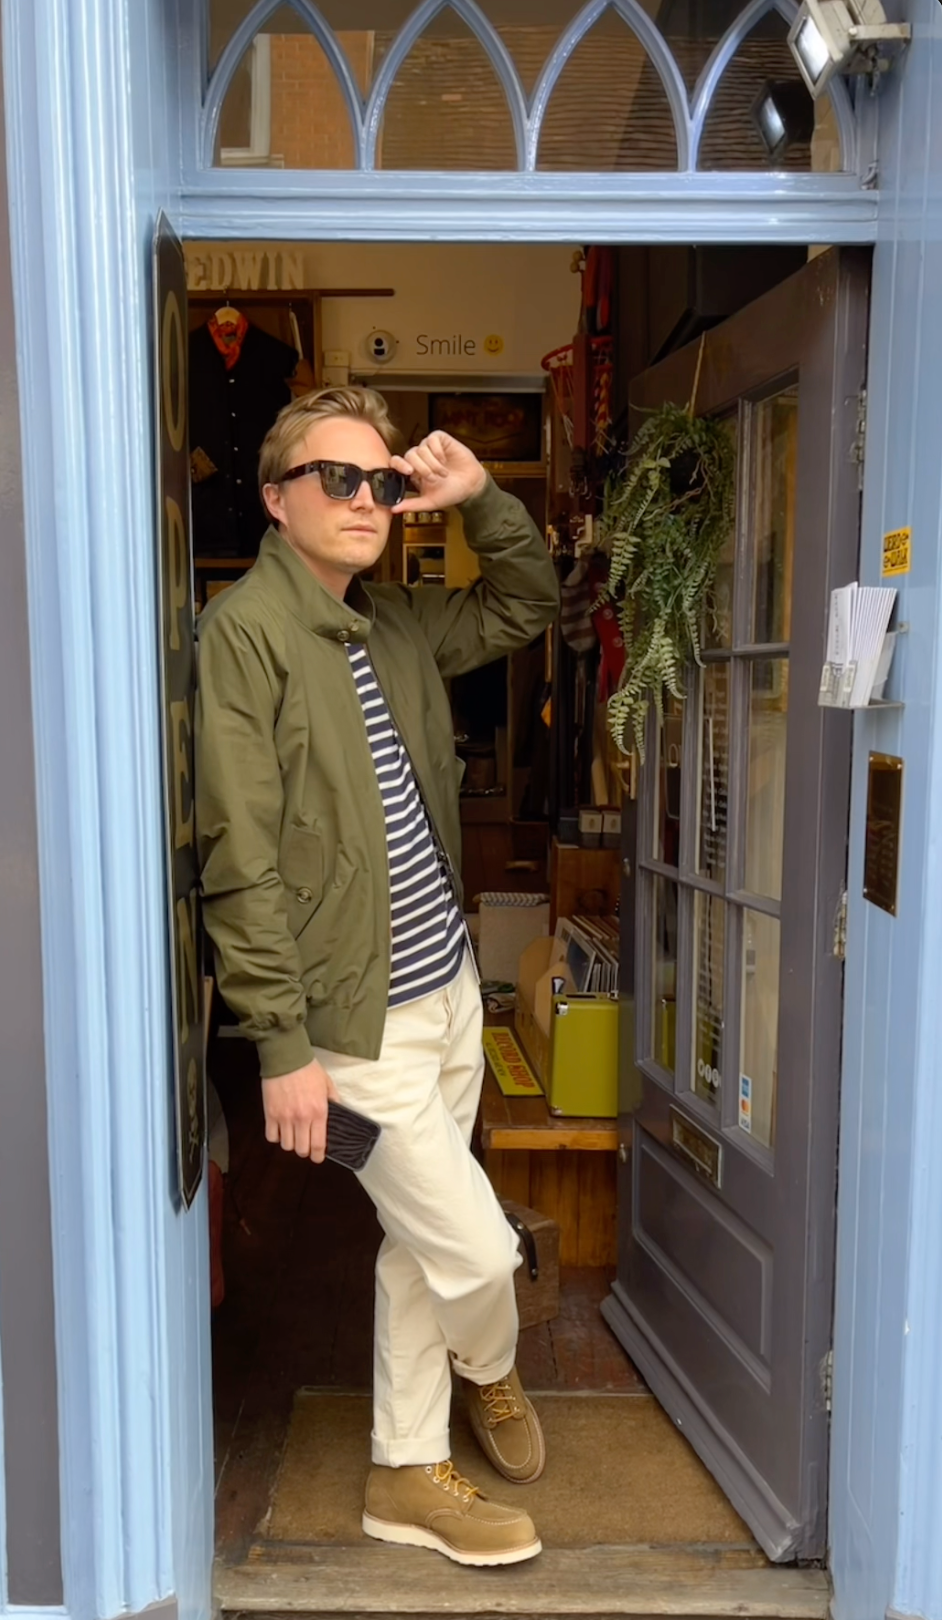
[483,333,504,356]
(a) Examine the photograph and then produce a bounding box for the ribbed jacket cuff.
[256,1021,315,1079]
[458,472,505,533]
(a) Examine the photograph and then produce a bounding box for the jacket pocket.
[279,823,325,935]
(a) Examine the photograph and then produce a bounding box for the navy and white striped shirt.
[346,644,466,1008]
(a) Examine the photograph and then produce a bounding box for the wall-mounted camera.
[365,329,398,364]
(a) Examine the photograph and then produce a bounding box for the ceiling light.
[787,0,911,98]
[752,81,816,158]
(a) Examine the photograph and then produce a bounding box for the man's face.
[263,417,394,596]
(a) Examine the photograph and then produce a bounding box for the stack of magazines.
[555,915,620,995]
[819,582,898,709]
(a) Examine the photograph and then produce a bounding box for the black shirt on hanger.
[188,321,298,558]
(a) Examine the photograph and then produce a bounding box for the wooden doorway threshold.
[215,1543,829,1619]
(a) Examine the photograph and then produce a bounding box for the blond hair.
[258,385,399,510]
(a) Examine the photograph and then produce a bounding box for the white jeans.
[312,951,521,1467]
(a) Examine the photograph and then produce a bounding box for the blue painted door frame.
[1,0,939,1617]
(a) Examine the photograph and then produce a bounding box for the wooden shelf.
[479,1018,619,1266]
[482,1070,618,1153]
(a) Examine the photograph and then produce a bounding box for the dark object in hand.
[325,1098,382,1170]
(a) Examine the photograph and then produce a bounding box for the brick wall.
[268,32,373,169]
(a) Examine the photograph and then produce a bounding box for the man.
[196,386,560,1568]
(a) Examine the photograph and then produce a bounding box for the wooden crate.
[502,1199,560,1328]
[550,838,621,929]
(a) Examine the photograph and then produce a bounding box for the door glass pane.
[704,415,738,652]
[752,386,798,645]
[746,659,789,900]
[654,697,684,867]
[697,664,731,885]
[537,11,678,171]
[652,877,679,1075]
[693,892,725,1105]
[739,910,780,1147]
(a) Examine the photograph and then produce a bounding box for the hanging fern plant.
[597,396,736,760]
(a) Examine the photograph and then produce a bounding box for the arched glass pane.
[378,11,517,171]
[479,0,581,97]
[214,27,356,168]
[537,10,678,172]
[210,3,387,93]
[211,2,308,72]
[655,0,754,95]
[210,2,580,94]
[698,13,819,171]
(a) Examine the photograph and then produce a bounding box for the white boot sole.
[362,1512,542,1566]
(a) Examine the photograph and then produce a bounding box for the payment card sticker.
[739,1074,753,1134]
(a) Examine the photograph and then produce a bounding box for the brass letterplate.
[864,752,903,917]
[670,1107,722,1188]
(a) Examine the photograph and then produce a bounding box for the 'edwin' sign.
[154,212,205,1209]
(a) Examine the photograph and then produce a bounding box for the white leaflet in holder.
[819,583,902,710]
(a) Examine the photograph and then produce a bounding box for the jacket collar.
[253,527,376,643]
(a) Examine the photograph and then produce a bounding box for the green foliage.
[598,402,736,759]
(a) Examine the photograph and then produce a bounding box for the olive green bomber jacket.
[194,476,560,1077]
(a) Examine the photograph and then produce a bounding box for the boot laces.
[480,1378,520,1426]
[430,1460,480,1503]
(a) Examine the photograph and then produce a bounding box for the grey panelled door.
[603,250,870,1563]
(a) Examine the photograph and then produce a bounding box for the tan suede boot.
[363,1460,542,1566]
[464,1367,546,1483]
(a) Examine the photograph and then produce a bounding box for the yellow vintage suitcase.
[546,992,619,1118]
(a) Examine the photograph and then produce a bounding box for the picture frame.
[429,391,543,463]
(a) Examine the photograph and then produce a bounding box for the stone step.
[216,1544,829,1619]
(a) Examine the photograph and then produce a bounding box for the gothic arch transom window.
[205,0,856,176]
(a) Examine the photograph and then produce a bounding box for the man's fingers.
[406,442,450,479]
[279,1124,295,1154]
[293,1124,312,1159]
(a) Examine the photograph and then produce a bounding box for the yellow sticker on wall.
[483,1027,542,1097]
[883,527,911,576]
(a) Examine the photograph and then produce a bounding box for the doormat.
[265,1391,755,1549]
[482,1026,542,1096]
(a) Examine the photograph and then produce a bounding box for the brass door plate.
[670,1106,722,1188]
[864,752,903,916]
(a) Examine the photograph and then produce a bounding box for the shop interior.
[194,233,806,1576]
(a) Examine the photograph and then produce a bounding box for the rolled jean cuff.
[371,1430,451,1468]
[451,1344,517,1386]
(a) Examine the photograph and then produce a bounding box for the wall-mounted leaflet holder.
[818,583,905,711]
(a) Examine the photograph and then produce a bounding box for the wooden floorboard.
[216,1546,828,1617]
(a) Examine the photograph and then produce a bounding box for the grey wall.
[0,12,63,1606]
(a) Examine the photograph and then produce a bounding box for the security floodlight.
[752,80,816,158]
[787,0,911,97]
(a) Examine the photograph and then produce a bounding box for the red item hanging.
[208,310,249,370]
[593,599,626,701]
